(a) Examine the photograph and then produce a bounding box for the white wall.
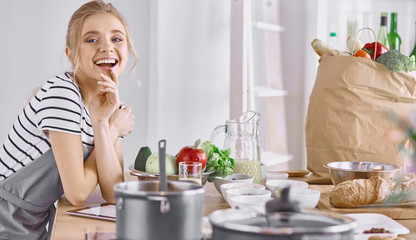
[279,0,310,170]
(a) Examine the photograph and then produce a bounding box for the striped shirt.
[0,72,94,180]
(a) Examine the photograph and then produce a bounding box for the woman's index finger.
[110,69,119,87]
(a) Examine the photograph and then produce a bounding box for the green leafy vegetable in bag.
[376,49,415,72]
[200,141,235,182]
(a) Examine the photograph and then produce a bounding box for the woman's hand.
[89,70,120,123]
[109,105,135,139]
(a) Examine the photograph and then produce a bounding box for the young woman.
[0,1,136,239]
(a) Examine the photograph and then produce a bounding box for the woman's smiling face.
[77,13,129,81]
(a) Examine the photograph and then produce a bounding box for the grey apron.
[0,146,90,240]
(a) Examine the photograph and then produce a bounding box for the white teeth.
[95,59,116,64]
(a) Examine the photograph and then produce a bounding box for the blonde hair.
[66,0,137,75]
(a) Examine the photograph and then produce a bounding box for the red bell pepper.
[363,42,389,60]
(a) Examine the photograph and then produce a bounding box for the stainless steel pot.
[209,187,357,240]
[114,180,204,240]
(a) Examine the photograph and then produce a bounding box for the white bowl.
[226,188,271,206]
[266,172,289,180]
[289,188,321,209]
[220,182,265,199]
[213,174,254,193]
[230,195,273,214]
[265,179,308,198]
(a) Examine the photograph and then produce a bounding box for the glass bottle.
[377,12,390,49]
[388,12,402,52]
[328,32,337,49]
[410,21,416,58]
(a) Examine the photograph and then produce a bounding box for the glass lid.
[209,209,357,235]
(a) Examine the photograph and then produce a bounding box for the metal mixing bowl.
[324,161,401,185]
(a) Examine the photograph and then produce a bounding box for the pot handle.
[147,196,170,214]
[265,187,300,213]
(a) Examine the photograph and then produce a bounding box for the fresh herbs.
[200,141,235,182]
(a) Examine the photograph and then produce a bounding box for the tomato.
[177,146,207,170]
[354,49,371,59]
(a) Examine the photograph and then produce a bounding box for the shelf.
[261,151,292,166]
[252,21,285,32]
[254,86,287,97]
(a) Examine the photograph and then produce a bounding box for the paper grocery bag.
[305,50,416,184]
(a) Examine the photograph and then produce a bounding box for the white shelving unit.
[230,0,291,169]
[252,21,285,32]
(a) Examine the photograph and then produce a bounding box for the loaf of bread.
[329,176,397,208]
[311,39,333,56]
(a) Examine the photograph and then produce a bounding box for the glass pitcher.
[210,111,262,183]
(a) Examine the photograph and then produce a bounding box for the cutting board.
[309,185,416,220]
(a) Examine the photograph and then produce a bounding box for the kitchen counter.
[50,173,416,239]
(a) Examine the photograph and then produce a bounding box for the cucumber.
[134,146,152,171]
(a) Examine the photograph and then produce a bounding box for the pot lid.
[209,209,357,236]
[210,187,356,235]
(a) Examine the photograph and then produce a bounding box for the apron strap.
[47,204,56,240]
[0,186,49,213]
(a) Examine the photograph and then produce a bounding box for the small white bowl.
[220,182,265,199]
[265,180,308,198]
[226,188,271,206]
[230,195,273,214]
[289,188,321,209]
[266,172,289,180]
[213,174,254,193]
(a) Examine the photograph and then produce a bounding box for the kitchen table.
[50,173,416,239]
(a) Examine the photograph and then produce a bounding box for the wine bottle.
[410,21,416,58]
[377,12,389,49]
[388,12,402,52]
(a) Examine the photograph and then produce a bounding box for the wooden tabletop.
[50,173,416,240]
